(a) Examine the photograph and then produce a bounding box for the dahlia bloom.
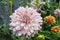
[9,7,43,38]
[51,26,60,33]
[44,15,56,25]
[54,9,60,18]
[31,0,45,9]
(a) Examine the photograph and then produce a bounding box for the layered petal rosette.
[9,7,43,37]
[51,26,60,33]
[44,15,56,25]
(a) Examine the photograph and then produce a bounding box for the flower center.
[22,15,31,24]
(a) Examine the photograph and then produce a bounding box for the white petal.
[20,23,25,26]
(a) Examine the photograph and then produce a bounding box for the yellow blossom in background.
[36,34,45,40]
[51,26,60,33]
[44,15,56,25]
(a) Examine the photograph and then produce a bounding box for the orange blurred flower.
[51,26,60,33]
[44,15,56,25]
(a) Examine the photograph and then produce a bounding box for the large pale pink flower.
[9,7,43,38]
